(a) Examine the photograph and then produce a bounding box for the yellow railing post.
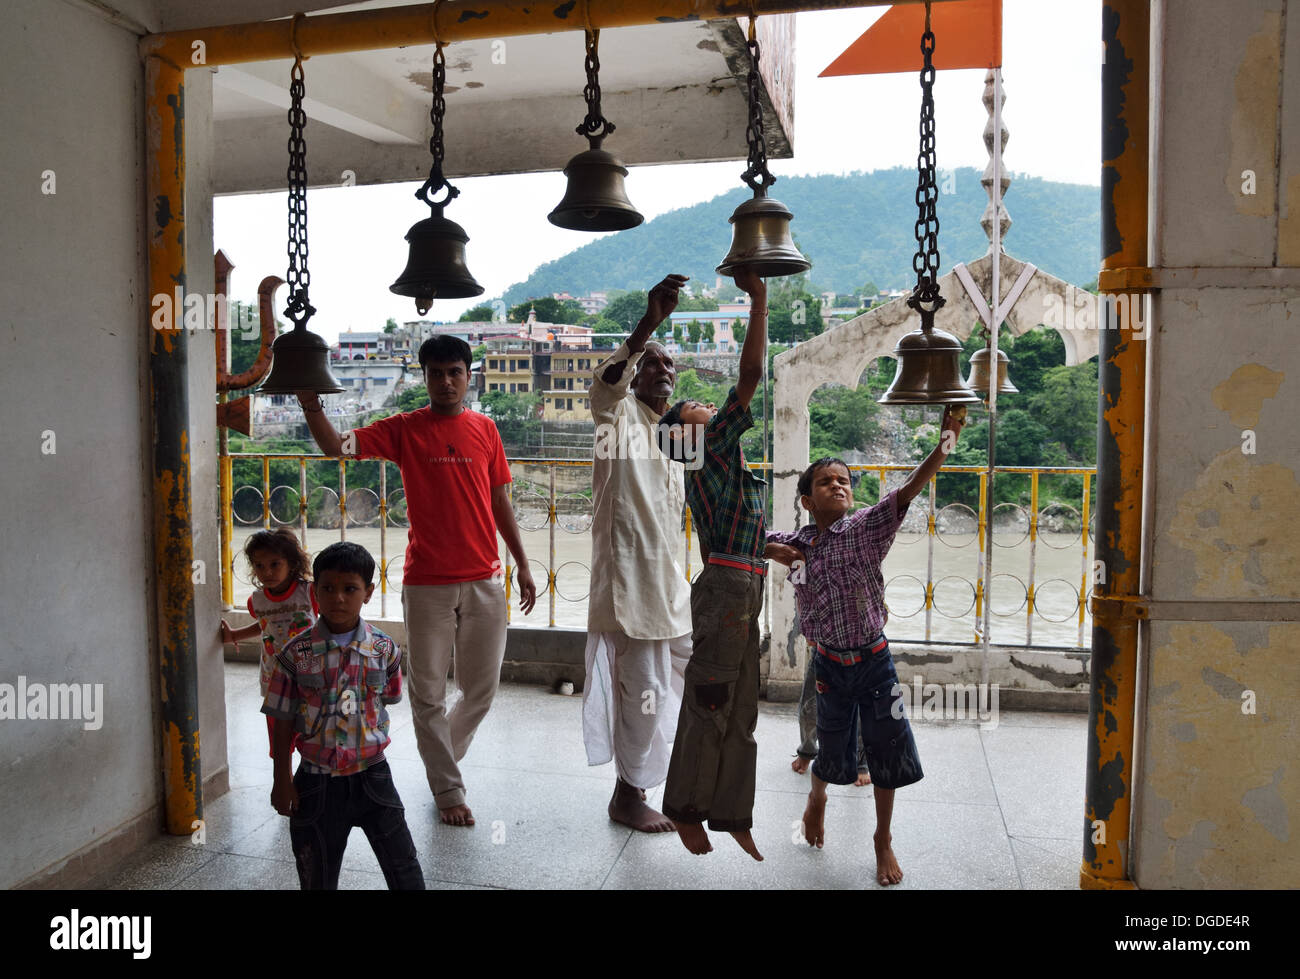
[261,456,271,529]
[504,480,514,625]
[1079,471,1092,647]
[975,471,987,643]
[220,454,234,608]
[338,459,348,542]
[1027,470,1039,644]
[548,465,557,628]
[379,462,388,618]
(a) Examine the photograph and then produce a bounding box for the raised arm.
[296,392,346,457]
[731,269,767,408]
[601,274,689,385]
[897,405,966,507]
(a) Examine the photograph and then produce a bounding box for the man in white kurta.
[583,275,693,832]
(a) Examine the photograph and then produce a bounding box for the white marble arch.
[765,251,1099,697]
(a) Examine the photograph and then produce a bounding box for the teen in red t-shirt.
[296,335,535,827]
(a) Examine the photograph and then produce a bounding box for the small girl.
[220,528,317,756]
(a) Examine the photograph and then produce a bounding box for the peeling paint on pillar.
[1100,6,1132,259]
[1082,0,1148,889]
[146,54,203,834]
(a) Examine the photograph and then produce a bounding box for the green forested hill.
[500,167,1100,305]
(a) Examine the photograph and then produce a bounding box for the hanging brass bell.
[879,317,983,406]
[966,345,1018,398]
[259,325,344,394]
[390,207,484,314]
[549,144,644,232]
[716,194,811,279]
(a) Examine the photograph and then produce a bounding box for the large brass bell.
[390,207,485,315]
[549,143,644,232]
[879,315,983,406]
[716,194,811,279]
[966,345,1018,398]
[259,324,344,394]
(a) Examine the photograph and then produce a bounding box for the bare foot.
[608,779,674,833]
[674,821,713,855]
[730,830,764,861]
[438,803,475,827]
[791,756,810,775]
[802,791,826,848]
[874,830,903,885]
[855,770,871,787]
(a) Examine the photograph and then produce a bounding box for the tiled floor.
[88,663,1088,889]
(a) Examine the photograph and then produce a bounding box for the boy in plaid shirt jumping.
[765,406,965,885]
[263,542,424,890]
[655,268,768,861]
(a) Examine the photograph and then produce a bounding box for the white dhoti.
[583,341,694,791]
[582,630,692,789]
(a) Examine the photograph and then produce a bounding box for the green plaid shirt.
[685,386,767,562]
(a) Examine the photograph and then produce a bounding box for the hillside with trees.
[498,167,1099,306]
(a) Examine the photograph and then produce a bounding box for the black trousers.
[288,760,425,890]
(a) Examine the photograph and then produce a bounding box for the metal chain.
[576,29,615,141]
[415,42,460,210]
[740,17,776,195]
[285,55,314,327]
[908,0,943,313]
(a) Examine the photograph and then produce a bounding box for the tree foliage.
[767,274,824,343]
[480,390,541,446]
[459,304,496,322]
[601,291,649,331]
[394,385,430,412]
[507,296,584,324]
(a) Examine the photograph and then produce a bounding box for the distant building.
[545,349,597,421]
[482,332,601,422]
[335,329,386,361]
[483,336,542,398]
[668,305,751,351]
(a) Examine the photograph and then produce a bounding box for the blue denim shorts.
[810,638,924,790]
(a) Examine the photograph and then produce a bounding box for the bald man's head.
[631,341,677,411]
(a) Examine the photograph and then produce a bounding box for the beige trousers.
[401,579,507,810]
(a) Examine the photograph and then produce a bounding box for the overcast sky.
[214,0,1100,342]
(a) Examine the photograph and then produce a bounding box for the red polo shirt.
[352,406,511,586]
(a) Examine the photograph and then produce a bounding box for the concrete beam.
[217,61,427,145]
[213,80,758,193]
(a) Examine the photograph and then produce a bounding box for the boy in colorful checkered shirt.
[764,406,965,886]
[655,268,768,862]
[262,541,424,890]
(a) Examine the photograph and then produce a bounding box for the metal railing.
[219,455,1096,648]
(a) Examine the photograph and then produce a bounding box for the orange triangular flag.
[821,0,1002,76]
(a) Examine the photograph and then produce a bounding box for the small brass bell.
[390,207,485,315]
[549,143,644,232]
[966,345,1018,398]
[259,325,344,394]
[879,315,983,406]
[716,194,811,279]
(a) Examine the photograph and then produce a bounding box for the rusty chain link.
[284,55,314,327]
[415,41,460,211]
[908,0,944,315]
[739,16,777,196]
[575,29,615,141]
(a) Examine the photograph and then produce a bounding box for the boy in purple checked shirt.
[765,406,965,885]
